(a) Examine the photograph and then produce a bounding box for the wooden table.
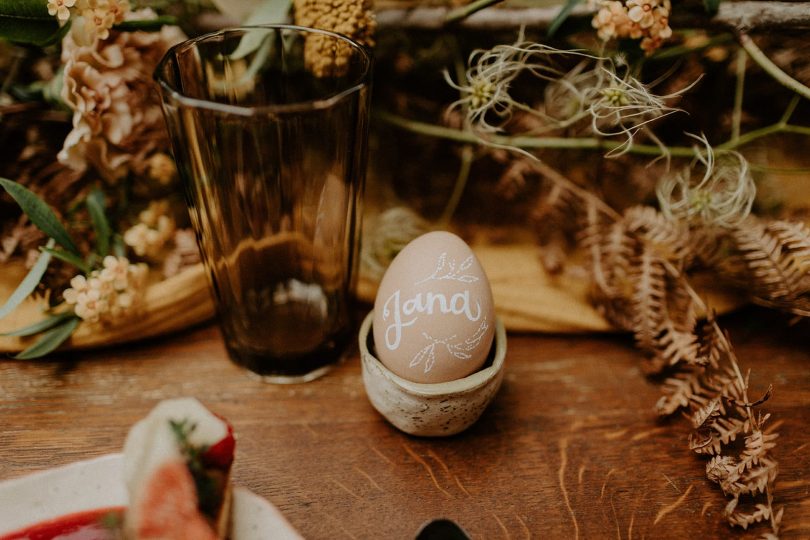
[1,307,808,539]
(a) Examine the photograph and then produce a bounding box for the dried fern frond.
[726,501,777,531]
[496,158,785,536]
[532,180,582,245]
[678,327,781,535]
[656,367,705,415]
[629,247,667,350]
[731,220,807,300]
[767,221,810,269]
[707,455,738,484]
[600,220,636,285]
[649,320,701,372]
[624,205,691,262]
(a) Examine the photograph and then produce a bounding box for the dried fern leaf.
[666,276,697,333]
[706,455,738,484]
[630,247,667,350]
[738,431,780,471]
[704,363,749,407]
[691,397,722,429]
[732,460,779,496]
[532,180,582,245]
[732,220,807,300]
[656,367,706,415]
[726,503,774,530]
[713,416,749,446]
[689,430,723,455]
[624,205,691,261]
[599,220,637,297]
[697,316,726,369]
[581,198,612,296]
[690,226,730,269]
[766,220,810,270]
[653,320,701,368]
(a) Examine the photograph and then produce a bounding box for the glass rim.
[154,24,372,117]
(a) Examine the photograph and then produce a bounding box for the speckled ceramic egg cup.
[359,311,507,437]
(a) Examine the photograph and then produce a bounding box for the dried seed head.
[657,134,756,228]
[294,0,375,78]
[361,207,431,279]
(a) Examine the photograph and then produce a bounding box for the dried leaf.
[726,503,772,530]
[692,397,722,429]
[624,205,690,261]
[706,455,737,484]
[731,220,808,301]
[630,247,667,350]
[656,367,705,416]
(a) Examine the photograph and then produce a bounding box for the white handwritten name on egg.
[373,231,496,384]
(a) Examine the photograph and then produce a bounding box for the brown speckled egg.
[373,231,496,384]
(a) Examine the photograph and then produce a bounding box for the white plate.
[0,454,301,540]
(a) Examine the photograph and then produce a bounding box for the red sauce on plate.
[0,507,124,540]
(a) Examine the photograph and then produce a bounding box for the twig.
[445,0,504,24]
[378,110,810,161]
[738,33,810,102]
[439,145,474,226]
[649,34,734,61]
[731,49,746,143]
[716,122,810,151]
[375,110,697,158]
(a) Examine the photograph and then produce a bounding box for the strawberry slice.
[135,460,218,540]
[202,420,235,470]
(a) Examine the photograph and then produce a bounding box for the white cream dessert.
[123,398,235,539]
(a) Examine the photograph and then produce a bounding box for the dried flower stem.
[716,122,810,151]
[376,111,696,157]
[738,33,810,102]
[649,34,734,61]
[439,145,475,226]
[379,110,810,158]
[445,0,505,24]
[731,50,746,143]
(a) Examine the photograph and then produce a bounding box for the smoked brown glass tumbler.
[155,26,371,382]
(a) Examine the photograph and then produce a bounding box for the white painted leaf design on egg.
[415,252,479,285]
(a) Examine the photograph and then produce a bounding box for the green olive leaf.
[86,188,111,258]
[0,177,80,256]
[0,0,69,46]
[13,315,80,359]
[1,311,75,337]
[0,238,54,320]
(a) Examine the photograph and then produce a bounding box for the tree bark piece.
[376,2,810,31]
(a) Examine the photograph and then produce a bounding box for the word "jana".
[382,289,481,350]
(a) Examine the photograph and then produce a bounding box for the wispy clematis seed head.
[657,134,756,228]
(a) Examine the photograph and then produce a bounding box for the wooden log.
[376,2,810,31]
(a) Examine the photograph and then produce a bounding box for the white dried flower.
[444,37,596,134]
[123,200,176,258]
[591,0,673,54]
[48,0,76,22]
[455,45,691,158]
[99,255,130,290]
[74,287,107,323]
[59,9,185,182]
[62,256,148,324]
[581,64,687,156]
[62,274,90,304]
[657,134,756,228]
[147,153,177,185]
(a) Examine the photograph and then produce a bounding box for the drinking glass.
[155,25,372,382]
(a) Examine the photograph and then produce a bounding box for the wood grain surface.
[0,308,808,539]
